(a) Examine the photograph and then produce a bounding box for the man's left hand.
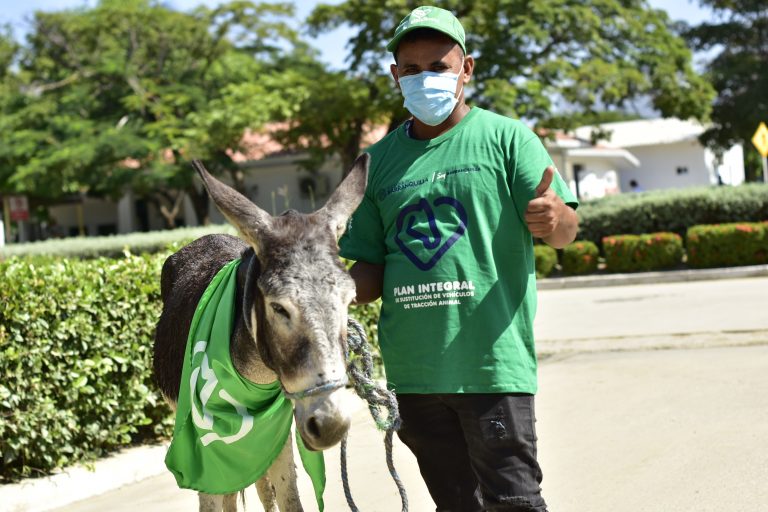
[525,166,564,239]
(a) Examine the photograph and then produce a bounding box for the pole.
[763,155,768,184]
[77,202,86,237]
[2,196,11,244]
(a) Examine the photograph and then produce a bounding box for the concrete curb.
[537,329,768,360]
[1,444,169,512]
[537,264,768,290]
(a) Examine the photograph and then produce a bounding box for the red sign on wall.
[8,196,29,222]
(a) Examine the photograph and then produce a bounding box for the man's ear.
[390,63,401,89]
[462,55,474,83]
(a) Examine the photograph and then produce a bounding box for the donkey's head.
[192,155,369,450]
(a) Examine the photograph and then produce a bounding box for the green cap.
[387,6,466,55]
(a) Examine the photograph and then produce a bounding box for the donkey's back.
[154,233,248,403]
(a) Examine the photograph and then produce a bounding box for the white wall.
[549,153,582,200]
[117,193,135,234]
[568,158,621,200]
[619,141,711,191]
[49,198,119,237]
[202,157,345,226]
[183,195,196,227]
[717,144,746,185]
[34,156,351,236]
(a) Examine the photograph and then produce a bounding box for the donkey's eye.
[270,302,290,319]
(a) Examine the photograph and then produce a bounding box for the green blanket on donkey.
[165,258,325,509]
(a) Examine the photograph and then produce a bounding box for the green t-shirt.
[340,107,578,394]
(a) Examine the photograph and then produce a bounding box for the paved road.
[537,345,768,512]
[53,399,435,512]
[535,276,768,341]
[49,277,768,511]
[56,345,768,512]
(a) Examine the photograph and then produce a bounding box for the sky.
[0,0,718,71]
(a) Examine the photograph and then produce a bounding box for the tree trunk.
[228,167,248,195]
[744,144,763,183]
[341,117,365,177]
[387,111,410,134]
[186,185,210,225]
[152,190,184,229]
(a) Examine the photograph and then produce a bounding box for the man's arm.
[349,261,384,304]
[524,166,579,249]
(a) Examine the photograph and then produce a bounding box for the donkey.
[154,154,369,512]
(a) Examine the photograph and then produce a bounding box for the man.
[339,6,579,511]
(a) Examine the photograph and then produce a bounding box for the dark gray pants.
[396,393,547,512]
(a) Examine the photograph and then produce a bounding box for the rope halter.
[281,376,349,401]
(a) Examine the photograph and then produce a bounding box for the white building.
[40,154,345,240]
[30,128,354,241]
[549,118,745,200]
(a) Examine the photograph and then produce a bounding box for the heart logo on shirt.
[395,197,468,271]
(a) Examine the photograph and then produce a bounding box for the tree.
[0,0,300,227]
[269,46,400,175]
[0,26,17,80]
[685,0,768,181]
[304,0,713,162]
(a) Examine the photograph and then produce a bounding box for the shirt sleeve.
[338,187,387,265]
[510,130,579,224]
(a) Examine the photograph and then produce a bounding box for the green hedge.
[561,241,600,276]
[0,254,172,481]
[686,222,768,268]
[603,232,684,272]
[0,224,236,259]
[0,251,382,481]
[578,184,768,246]
[349,301,383,378]
[534,245,558,278]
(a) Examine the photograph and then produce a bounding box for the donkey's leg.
[267,432,303,512]
[222,493,238,512]
[256,476,279,512]
[198,492,238,512]
[198,493,223,512]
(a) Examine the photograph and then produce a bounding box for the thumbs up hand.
[534,165,554,198]
[525,166,563,239]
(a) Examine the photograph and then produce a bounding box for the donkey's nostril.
[299,408,351,450]
[306,417,321,439]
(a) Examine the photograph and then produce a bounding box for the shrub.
[534,245,558,278]
[686,222,768,268]
[603,232,684,272]
[349,300,383,377]
[561,241,600,276]
[0,224,236,259]
[577,184,768,246]
[0,254,173,481]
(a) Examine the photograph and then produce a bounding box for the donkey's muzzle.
[294,390,352,451]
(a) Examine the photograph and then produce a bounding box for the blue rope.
[281,377,348,400]
[342,317,408,512]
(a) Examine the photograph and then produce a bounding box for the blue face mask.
[399,71,463,126]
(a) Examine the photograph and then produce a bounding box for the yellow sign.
[752,122,768,157]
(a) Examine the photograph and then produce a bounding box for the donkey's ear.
[318,153,370,238]
[191,160,272,250]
